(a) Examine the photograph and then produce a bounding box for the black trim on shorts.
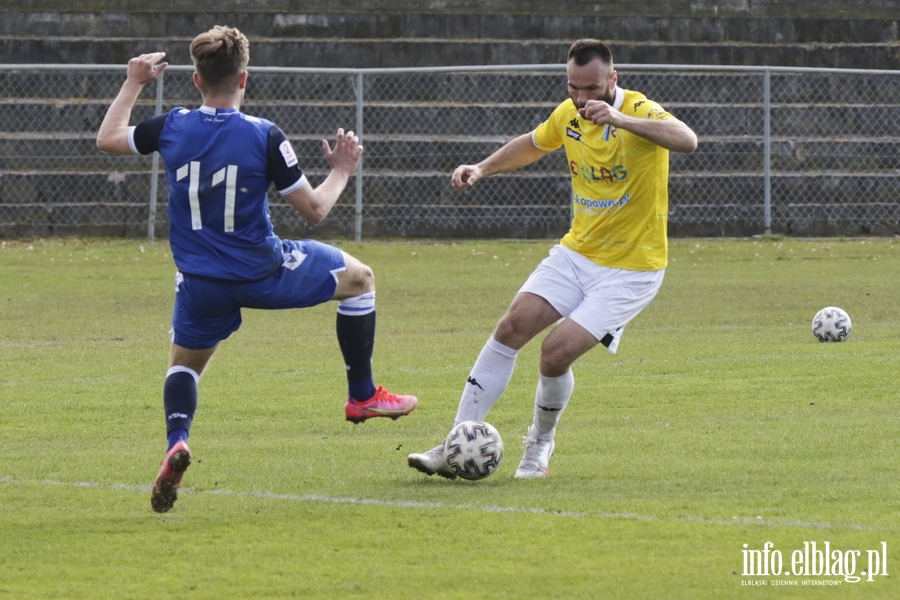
[599,326,623,348]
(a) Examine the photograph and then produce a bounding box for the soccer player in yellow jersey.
[408,39,697,479]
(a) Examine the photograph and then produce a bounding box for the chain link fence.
[1,63,898,240]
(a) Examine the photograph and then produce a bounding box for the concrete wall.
[1,1,898,238]
[1,1,899,68]
[7,0,900,20]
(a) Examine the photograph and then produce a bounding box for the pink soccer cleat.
[345,385,418,424]
[150,440,192,513]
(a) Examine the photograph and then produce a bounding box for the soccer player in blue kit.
[97,26,417,513]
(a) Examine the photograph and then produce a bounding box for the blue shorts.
[172,239,346,350]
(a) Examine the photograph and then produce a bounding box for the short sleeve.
[131,113,169,155]
[265,125,306,194]
[532,101,572,152]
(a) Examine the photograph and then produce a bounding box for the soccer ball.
[812,307,851,342]
[444,420,504,480]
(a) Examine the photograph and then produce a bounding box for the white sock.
[453,336,518,425]
[532,370,574,437]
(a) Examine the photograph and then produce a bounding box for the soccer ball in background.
[812,307,852,342]
[444,420,504,480]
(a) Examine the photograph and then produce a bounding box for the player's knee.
[357,263,375,291]
[493,314,515,343]
[343,261,374,295]
[493,313,533,349]
[539,354,571,378]
[539,339,574,377]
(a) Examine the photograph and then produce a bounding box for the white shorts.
[518,245,664,353]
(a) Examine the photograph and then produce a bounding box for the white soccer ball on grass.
[812,307,851,342]
[444,420,504,480]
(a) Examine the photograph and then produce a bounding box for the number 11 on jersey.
[176,161,239,232]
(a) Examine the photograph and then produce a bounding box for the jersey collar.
[611,86,624,110]
[199,105,239,115]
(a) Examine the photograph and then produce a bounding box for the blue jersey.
[131,106,306,282]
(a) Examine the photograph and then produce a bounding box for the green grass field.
[1,236,898,599]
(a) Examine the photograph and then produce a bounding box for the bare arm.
[96,52,168,154]
[451,132,550,190]
[284,128,363,224]
[579,100,698,154]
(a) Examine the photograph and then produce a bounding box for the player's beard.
[602,88,615,105]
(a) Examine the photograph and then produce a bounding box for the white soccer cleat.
[407,443,457,479]
[514,426,555,479]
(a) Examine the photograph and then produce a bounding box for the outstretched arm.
[451,132,550,190]
[284,128,363,224]
[96,52,169,154]
[579,100,698,154]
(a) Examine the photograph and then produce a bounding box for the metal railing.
[1,63,898,240]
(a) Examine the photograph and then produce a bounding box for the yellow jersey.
[532,87,674,271]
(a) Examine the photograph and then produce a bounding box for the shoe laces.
[370,386,404,404]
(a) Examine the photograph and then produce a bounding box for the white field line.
[1,476,893,533]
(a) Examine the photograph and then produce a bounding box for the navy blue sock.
[167,428,189,450]
[164,369,198,450]
[336,310,377,402]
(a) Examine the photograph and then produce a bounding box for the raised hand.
[322,128,364,175]
[126,52,169,86]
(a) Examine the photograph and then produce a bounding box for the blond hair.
[190,26,249,95]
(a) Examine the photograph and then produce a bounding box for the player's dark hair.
[567,39,613,67]
[190,25,249,94]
